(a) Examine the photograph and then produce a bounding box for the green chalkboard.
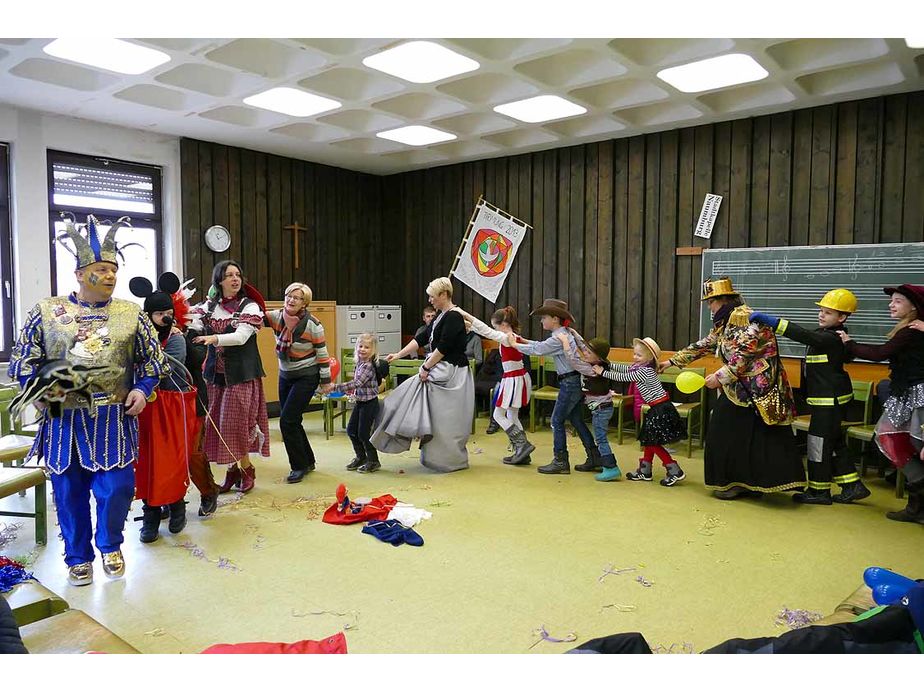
[700,243,924,358]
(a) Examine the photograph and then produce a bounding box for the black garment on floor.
[279,370,320,471]
[704,394,805,492]
[566,604,920,654]
[0,595,27,654]
[705,605,919,654]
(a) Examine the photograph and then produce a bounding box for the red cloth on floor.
[201,632,347,654]
[135,388,199,505]
[322,494,399,525]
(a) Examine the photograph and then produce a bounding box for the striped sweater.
[266,309,331,383]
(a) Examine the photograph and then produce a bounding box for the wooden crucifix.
[283,221,308,269]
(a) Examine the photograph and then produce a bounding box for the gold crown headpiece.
[55,212,140,269]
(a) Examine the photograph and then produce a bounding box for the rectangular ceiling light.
[363,41,479,84]
[906,38,924,49]
[43,38,170,75]
[376,125,456,146]
[657,53,768,93]
[493,95,587,123]
[243,87,341,117]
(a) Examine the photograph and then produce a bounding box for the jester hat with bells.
[55,212,141,269]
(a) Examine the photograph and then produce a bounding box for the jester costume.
[7,215,168,580]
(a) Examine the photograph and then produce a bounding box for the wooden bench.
[1,579,69,627]
[0,465,48,545]
[20,608,140,653]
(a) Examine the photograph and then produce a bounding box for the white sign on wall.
[694,193,723,240]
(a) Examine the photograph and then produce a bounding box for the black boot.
[832,480,871,504]
[506,427,536,465]
[793,487,833,505]
[139,503,161,544]
[885,482,924,524]
[198,493,218,517]
[168,500,187,534]
[574,448,603,472]
[538,452,570,475]
[486,418,501,435]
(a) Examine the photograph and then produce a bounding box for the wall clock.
[204,224,231,253]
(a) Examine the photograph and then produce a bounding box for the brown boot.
[239,465,256,494]
[218,465,242,494]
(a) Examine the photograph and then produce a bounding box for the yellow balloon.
[675,370,706,394]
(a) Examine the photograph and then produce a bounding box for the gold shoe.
[68,562,93,586]
[101,550,125,579]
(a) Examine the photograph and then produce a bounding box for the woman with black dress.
[371,276,475,472]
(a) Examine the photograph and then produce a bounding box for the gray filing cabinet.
[336,304,403,370]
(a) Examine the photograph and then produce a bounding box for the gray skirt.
[370,361,474,472]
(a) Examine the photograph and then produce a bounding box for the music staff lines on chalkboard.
[702,243,924,358]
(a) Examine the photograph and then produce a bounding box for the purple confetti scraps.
[636,575,653,588]
[174,541,240,572]
[598,564,637,583]
[0,522,23,550]
[775,607,823,630]
[529,625,577,649]
[653,642,695,654]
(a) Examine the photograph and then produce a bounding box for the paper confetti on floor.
[775,607,823,630]
[144,628,166,637]
[291,608,359,631]
[636,575,654,588]
[653,642,695,654]
[598,564,637,583]
[529,624,577,649]
[698,515,725,536]
[174,541,241,572]
[600,603,637,613]
[0,522,23,550]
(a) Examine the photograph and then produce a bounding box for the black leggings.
[348,398,380,462]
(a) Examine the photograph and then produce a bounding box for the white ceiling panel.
[0,37,921,175]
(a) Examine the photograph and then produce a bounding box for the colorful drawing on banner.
[472,228,512,277]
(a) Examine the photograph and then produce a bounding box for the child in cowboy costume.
[512,299,598,474]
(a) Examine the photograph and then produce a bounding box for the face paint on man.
[77,262,118,300]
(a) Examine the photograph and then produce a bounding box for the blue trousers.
[590,404,615,457]
[551,376,596,456]
[50,463,135,566]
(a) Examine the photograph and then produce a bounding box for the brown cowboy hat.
[586,336,611,361]
[531,298,574,323]
[884,284,924,316]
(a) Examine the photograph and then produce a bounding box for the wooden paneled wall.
[381,91,924,347]
[181,91,923,349]
[180,139,382,305]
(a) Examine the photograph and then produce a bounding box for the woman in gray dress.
[371,277,475,472]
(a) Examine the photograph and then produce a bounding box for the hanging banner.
[450,197,531,303]
[693,193,723,239]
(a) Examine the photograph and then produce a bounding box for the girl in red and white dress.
[459,306,535,465]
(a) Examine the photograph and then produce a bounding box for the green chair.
[638,366,707,458]
[792,380,873,434]
[608,363,638,445]
[529,356,562,433]
[845,382,905,498]
[0,387,36,499]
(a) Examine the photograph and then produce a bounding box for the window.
[0,143,13,361]
[47,150,162,304]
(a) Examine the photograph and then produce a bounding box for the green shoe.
[595,466,622,482]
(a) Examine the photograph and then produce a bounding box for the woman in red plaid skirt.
[191,261,270,494]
